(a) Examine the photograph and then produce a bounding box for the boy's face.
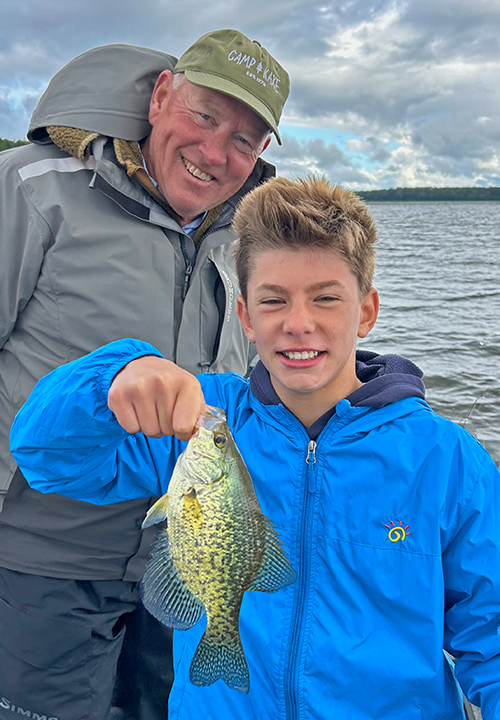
[237,247,379,425]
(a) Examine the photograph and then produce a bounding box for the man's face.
[142,72,271,225]
[237,248,379,425]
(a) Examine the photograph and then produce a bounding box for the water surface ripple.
[359,201,499,466]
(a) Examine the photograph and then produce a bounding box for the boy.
[10,177,500,720]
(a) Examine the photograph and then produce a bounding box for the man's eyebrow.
[189,96,219,116]
[190,96,266,143]
[236,120,269,145]
[255,280,344,293]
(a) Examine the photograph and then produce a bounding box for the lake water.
[358,201,499,467]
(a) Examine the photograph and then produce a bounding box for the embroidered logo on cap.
[385,519,410,543]
[174,29,289,144]
[227,50,281,93]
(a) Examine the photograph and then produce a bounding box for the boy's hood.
[251,350,425,409]
[250,350,426,438]
[28,44,177,144]
[349,349,425,407]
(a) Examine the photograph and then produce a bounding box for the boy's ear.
[357,287,379,339]
[236,295,256,344]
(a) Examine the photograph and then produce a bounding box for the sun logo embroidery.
[385,519,410,543]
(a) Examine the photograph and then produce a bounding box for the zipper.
[284,436,318,720]
[306,440,317,492]
[179,235,194,302]
[181,263,193,301]
[179,223,229,301]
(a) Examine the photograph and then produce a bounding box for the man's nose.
[199,130,228,167]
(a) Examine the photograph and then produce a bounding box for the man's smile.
[182,156,214,182]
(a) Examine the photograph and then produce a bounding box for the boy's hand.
[107,356,205,441]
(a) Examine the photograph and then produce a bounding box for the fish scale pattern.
[141,406,296,693]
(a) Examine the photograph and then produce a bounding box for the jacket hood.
[350,349,425,407]
[251,350,425,408]
[28,44,176,144]
[230,155,276,204]
[250,349,426,438]
[214,156,276,228]
[27,42,277,198]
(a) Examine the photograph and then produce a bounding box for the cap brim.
[183,70,282,145]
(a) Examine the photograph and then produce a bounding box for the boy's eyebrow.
[255,280,344,294]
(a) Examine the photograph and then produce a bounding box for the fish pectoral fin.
[142,493,169,529]
[248,517,297,593]
[140,528,205,630]
[182,488,204,526]
[190,632,249,694]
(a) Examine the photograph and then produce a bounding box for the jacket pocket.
[0,596,92,669]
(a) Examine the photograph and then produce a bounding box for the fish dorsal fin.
[248,518,297,593]
[141,528,205,630]
[142,494,169,529]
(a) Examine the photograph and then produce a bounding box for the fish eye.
[213,433,227,449]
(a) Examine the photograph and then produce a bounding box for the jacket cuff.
[92,338,165,403]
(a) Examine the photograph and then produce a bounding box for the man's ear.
[236,295,256,344]
[149,70,174,124]
[358,287,379,339]
[260,136,272,154]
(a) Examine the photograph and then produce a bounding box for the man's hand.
[107,356,205,441]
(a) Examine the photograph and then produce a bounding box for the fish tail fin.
[189,631,249,694]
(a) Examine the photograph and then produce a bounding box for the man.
[11,175,500,719]
[0,30,289,720]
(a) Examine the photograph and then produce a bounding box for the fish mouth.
[191,470,224,486]
[190,449,215,462]
[197,406,227,431]
[182,451,225,486]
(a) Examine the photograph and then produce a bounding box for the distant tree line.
[0,137,29,152]
[1,138,499,203]
[356,186,500,201]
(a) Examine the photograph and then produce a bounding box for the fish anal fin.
[142,493,169,529]
[190,632,249,694]
[140,528,205,630]
[248,517,297,593]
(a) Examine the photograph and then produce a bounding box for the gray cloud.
[265,135,372,185]
[1,0,499,186]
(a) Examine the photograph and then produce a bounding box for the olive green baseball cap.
[174,29,289,144]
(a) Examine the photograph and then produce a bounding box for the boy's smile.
[237,248,379,427]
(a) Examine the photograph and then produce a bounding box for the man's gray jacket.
[0,44,274,581]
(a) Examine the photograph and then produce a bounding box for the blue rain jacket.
[10,338,500,720]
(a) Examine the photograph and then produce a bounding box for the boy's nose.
[283,305,315,335]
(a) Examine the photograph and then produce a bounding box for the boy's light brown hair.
[232,175,377,301]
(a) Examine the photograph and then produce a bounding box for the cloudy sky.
[2,0,499,189]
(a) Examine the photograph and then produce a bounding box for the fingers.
[152,370,205,440]
[111,401,142,436]
[170,384,206,442]
[108,356,205,440]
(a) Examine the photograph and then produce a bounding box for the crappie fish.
[141,405,296,694]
